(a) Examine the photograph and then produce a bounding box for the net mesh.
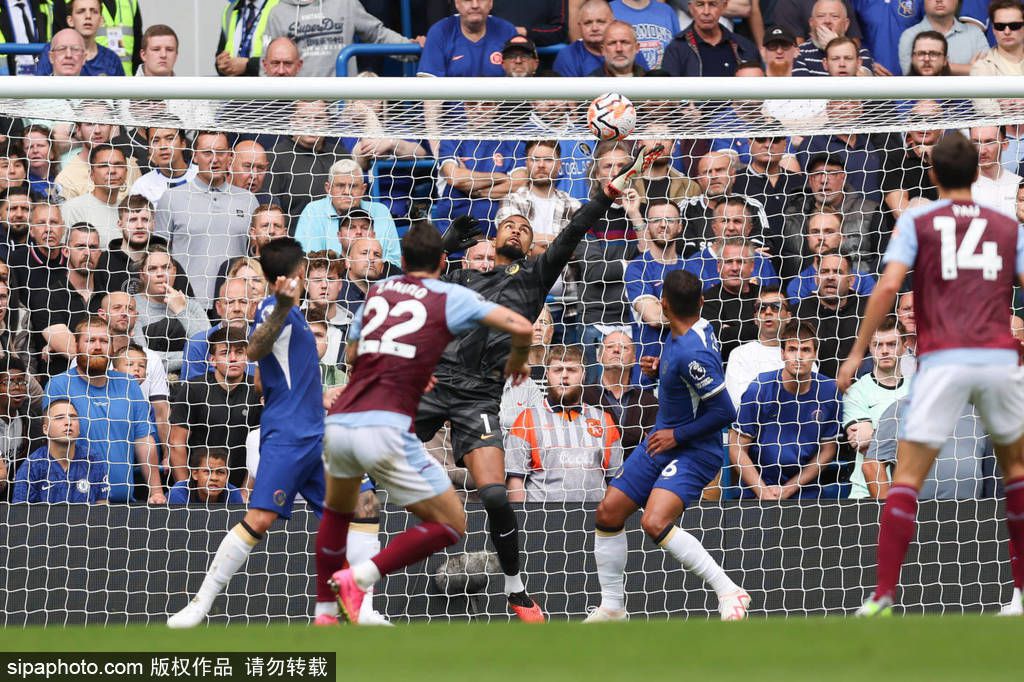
[0,87,1020,624]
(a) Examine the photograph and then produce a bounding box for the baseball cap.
[501,36,538,58]
[341,207,372,224]
[806,152,846,173]
[763,25,797,47]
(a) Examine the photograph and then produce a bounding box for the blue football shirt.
[624,251,688,385]
[418,15,518,78]
[11,444,109,504]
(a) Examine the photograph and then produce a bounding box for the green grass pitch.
[3,617,1021,681]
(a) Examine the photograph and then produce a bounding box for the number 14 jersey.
[886,199,1024,358]
[329,275,497,421]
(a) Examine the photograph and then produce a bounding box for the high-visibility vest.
[222,0,280,59]
[94,0,138,75]
[0,1,54,76]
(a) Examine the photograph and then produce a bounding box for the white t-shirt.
[972,168,1022,218]
[62,193,120,246]
[130,166,198,205]
[724,340,784,410]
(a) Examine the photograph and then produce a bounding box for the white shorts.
[323,418,452,507]
[901,363,1024,448]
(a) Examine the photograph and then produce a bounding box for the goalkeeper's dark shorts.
[414,378,503,467]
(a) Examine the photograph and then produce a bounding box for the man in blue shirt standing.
[169,237,326,628]
[610,0,680,69]
[44,317,161,505]
[730,320,843,499]
[12,399,108,504]
[850,0,923,75]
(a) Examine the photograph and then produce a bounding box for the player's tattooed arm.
[246,303,291,361]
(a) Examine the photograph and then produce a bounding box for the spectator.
[506,344,623,502]
[169,325,261,489]
[23,125,59,200]
[35,1,124,77]
[130,127,196,204]
[781,153,882,274]
[99,294,170,446]
[586,140,643,239]
[520,91,593,202]
[761,24,798,76]
[0,355,32,496]
[11,398,108,504]
[794,128,885,206]
[847,0,922,75]
[293,161,399,264]
[308,317,346,389]
[624,199,687,384]
[794,251,864,378]
[499,305,552,430]
[132,245,209,373]
[259,35,302,77]
[662,0,761,76]
[679,150,766,253]
[882,125,941,220]
[682,196,780,289]
[213,204,288,298]
[303,251,349,364]
[92,0,142,75]
[418,0,518,78]
[0,279,33,384]
[905,31,952,77]
[45,27,86,76]
[0,147,27,196]
[155,130,258,307]
[43,316,161,504]
[0,184,31,250]
[6,202,65,307]
[844,316,909,500]
[609,0,679,70]
[338,237,387,316]
[733,136,803,239]
[554,0,620,76]
[0,0,59,76]
[27,223,103,379]
[98,194,192,296]
[864,398,992,500]
[792,0,874,77]
[723,286,792,409]
[700,237,762,361]
[899,0,989,76]
[265,0,415,77]
[821,34,861,76]
[136,23,177,76]
[55,114,141,201]
[770,0,863,44]
[491,0,569,46]
[501,36,540,78]
[730,320,843,499]
[167,447,246,505]
[591,19,647,76]
[895,290,917,375]
[580,331,657,456]
[499,140,581,246]
[630,134,701,204]
[784,217,876,306]
[434,101,523,234]
[61,144,128,245]
[970,0,1024,79]
[971,125,1022,216]
[181,276,257,382]
[216,0,280,77]
[229,140,271,204]
[224,255,267,307]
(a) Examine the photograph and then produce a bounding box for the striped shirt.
[505,401,623,502]
[792,40,874,77]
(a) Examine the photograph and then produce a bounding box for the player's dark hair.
[780,320,818,351]
[931,132,978,190]
[401,221,444,273]
[662,269,702,319]
[208,325,249,349]
[189,447,228,470]
[990,0,1024,23]
[259,236,306,281]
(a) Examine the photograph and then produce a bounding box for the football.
[587,92,636,141]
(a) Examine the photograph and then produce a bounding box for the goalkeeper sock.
[348,519,382,617]
[196,523,261,605]
[874,484,919,601]
[657,527,738,597]
[361,521,461,589]
[479,483,522,583]
[594,527,627,611]
[315,507,353,605]
[1004,477,1024,589]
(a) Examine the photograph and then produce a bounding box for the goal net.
[0,76,1020,625]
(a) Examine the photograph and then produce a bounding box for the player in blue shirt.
[169,237,327,629]
[417,6,518,78]
[11,400,108,504]
[586,270,751,622]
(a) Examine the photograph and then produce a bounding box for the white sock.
[314,601,338,617]
[348,524,381,616]
[594,529,627,611]
[504,573,526,595]
[195,525,259,605]
[659,527,738,597]
[352,560,381,591]
[1014,587,1023,604]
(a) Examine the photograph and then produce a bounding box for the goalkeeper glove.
[605,143,666,199]
[441,215,484,254]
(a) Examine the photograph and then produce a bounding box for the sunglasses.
[994,21,1024,31]
[757,301,783,312]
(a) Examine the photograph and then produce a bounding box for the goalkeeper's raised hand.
[441,215,484,254]
[604,143,665,199]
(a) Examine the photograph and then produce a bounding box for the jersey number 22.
[358,297,427,359]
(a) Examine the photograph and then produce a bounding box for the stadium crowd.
[1,0,1023,510]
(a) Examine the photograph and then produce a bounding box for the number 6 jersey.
[329,275,498,421]
[885,199,1024,358]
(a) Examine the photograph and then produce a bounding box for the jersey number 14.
[934,216,1002,281]
[358,297,427,359]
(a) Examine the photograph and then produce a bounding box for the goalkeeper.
[414,144,665,621]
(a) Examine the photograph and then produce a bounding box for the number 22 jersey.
[329,275,497,421]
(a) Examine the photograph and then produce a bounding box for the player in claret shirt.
[839,131,1024,617]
